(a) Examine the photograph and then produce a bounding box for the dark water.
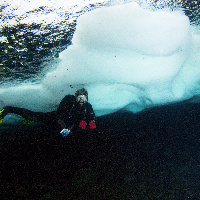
[1,102,200,199]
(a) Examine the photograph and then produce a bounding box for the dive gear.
[76,95,87,103]
[58,118,73,137]
[75,88,88,100]
[79,120,87,129]
[22,118,34,124]
[89,120,96,129]
[60,129,71,137]
[0,108,5,124]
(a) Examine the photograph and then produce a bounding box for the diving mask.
[76,95,87,103]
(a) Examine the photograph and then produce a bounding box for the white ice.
[0,2,200,116]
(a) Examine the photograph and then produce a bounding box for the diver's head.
[75,88,88,104]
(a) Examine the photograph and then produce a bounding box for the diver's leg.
[2,106,57,124]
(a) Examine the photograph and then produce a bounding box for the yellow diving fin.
[0,108,5,124]
[21,118,34,125]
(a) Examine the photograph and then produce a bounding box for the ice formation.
[1,2,200,116]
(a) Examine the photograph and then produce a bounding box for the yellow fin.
[0,109,5,124]
[21,119,34,125]
[0,108,5,115]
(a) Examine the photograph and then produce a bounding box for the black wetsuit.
[3,95,96,131]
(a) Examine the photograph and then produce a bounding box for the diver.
[0,88,96,136]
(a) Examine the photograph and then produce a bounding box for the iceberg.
[0,2,200,116]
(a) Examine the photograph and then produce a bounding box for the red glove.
[89,121,96,129]
[79,120,87,129]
